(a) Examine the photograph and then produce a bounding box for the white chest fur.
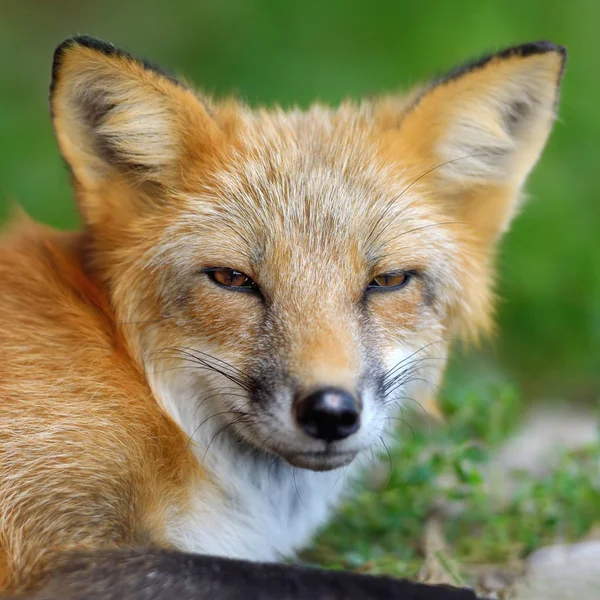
[166,446,354,561]
[150,373,357,560]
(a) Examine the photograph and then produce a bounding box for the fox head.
[50,37,565,471]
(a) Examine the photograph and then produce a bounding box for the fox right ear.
[379,41,566,243]
[50,37,224,221]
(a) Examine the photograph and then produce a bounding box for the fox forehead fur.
[0,36,564,592]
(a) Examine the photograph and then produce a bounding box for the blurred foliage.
[1,0,599,395]
[304,377,600,579]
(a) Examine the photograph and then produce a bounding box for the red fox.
[0,37,565,598]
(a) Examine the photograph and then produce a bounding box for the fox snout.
[294,387,360,443]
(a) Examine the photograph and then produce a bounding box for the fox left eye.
[367,271,412,290]
[206,268,258,291]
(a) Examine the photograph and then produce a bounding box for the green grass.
[304,374,600,584]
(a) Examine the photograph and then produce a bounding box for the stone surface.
[485,404,598,504]
[513,540,600,600]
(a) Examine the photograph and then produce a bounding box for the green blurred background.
[1,0,599,400]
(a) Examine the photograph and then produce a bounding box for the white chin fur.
[147,367,359,560]
[145,344,418,561]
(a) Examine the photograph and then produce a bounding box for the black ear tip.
[433,40,567,90]
[501,40,567,66]
[515,40,568,81]
[51,38,76,86]
[54,35,116,58]
[501,41,568,82]
[50,35,184,101]
[52,36,115,73]
[51,36,116,97]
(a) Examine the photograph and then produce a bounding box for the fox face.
[140,116,453,470]
[50,38,565,471]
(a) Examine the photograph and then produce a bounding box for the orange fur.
[0,37,565,592]
[0,222,205,592]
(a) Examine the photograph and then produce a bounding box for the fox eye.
[367,271,413,291]
[206,268,258,291]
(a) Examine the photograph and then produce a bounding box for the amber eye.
[367,271,412,291]
[206,268,257,291]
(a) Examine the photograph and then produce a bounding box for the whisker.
[388,395,430,420]
[384,372,430,399]
[328,464,352,497]
[381,338,453,380]
[292,467,307,510]
[359,450,376,468]
[153,348,239,376]
[187,409,254,449]
[381,221,475,248]
[202,415,253,462]
[379,436,393,490]
[153,347,253,392]
[145,362,248,385]
[384,415,416,443]
[401,376,443,394]
[383,361,433,396]
[174,346,252,380]
[383,355,447,384]
[367,153,493,248]
[268,455,282,486]
[381,339,453,396]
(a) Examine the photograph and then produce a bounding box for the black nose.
[295,387,360,443]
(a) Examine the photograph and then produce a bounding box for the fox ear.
[384,41,566,241]
[50,37,224,216]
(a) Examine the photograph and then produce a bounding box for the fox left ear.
[382,41,566,241]
[50,36,225,225]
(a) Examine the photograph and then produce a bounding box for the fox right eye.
[205,268,258,292]
[366,270,414,292]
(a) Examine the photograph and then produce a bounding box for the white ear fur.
[393,41,566,237]
[434,49,565,187]
[50,36,219,188]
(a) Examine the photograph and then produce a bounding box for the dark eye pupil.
[209,268,255,289]
[372,272,408,288]
[227,271,247,286]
